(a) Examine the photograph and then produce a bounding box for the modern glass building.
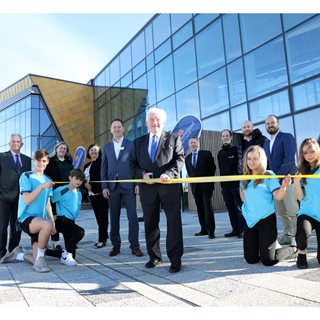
[93,13,320,148]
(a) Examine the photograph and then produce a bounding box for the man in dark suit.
[0,134,31,258]
[101,119,144,258]
[130,108,185,273]
[185,137,216,239]
[264,115,298,245]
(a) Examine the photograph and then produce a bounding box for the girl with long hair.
[240,145,295,266]
[294,138,320,269]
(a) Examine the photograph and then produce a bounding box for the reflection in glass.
[155,55,175,101]
[145,24,154,55]
[120,71,132,88]
[6,106,15,119]
[240,14,282,53]
[157,95,177,131]
[199,68,229,118]
[202,111,230,132]
[227,58,246,107]
[294,108,320,146]
[249,90,290,123]
[132,59,146,82]
[172,21,193,50]
[132,32,145,67]
[153,14,171,48]
[110,57,120,85]
[147,68,156,107]
[282,14,314,31]
[39,110,51,136]
[111,96,122,121]
[31,109,39,135]
[176,83,200,120]
[154,39,171,64]
[121,89,134,120]
[244,37,288,99]
[146,53,154,71]
[194,14,219,33]
[120,45,132,77]
[195,19,225,78]
[173,39,197,91]
[231,104,248,131]
[132,75,148,114]
[286,16,320,83]
[293,77,320,111]
[223,14,242,62]
[171,14,192,33]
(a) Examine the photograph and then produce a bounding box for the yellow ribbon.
[54,174,320,184]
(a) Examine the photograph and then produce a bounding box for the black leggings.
[296,214,320,264]
[55,216,85,256]
[244,213,291,266]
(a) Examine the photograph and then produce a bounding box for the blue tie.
[192,152,197,167]
[15,154,22,173]
[150,135,158,162]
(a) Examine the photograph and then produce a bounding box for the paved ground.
[1,208,320,311]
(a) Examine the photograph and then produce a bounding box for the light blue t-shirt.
[297,167,320,222]
[51,185,82,221]
[240,171,280,228]
[18,171,53,223]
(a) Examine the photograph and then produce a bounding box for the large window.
[231,104,248,131]
[282,14,314,31]
[240,14,282,53]
[131,32,145,67]
[244,37,288,99]
[227,58,246,107]
[202,111,230,131]
[199,67,229,118]
[286,15,320,84]
[195,19,225,79]
[293,77,320,111]
[153,14,171,48]
[176,83,200,120]
[223,14,242,62]
[171,14,192,33]
[155,55,175,101]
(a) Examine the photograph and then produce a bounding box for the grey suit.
[0,151,31,258]
[101,138,140,250]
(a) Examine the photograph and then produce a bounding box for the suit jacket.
[185,150,216,194]
[0,151,31,202]
[263,131,297,175]
[130,131,185,204]
[101,138,135,191]
[83,157,103,194]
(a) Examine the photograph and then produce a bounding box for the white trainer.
[0,246,23,264]
[33,256,50,273]
[60,252,77,266]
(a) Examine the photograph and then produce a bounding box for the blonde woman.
[294,138,320,269]
[240,145,295,266]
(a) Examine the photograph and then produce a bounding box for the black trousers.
[221,187,244,234]
[89,194,109,243]
[244,213,291,266]
[0,198,21,258]
[193,190,215,235]
[55,216,85,256]
[140,185,183,266]
[296,214,320,264]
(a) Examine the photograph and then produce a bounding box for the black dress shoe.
[195,231,208,236]
[132,248,144,257]
[96,242,106,249]
[208,234,215,239]
[169,263,181,273]
[224,231,238,237]
[145,259,162,268]
[109,247,120,257]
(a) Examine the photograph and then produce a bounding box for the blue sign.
[72,146,86,169]
[172,115,202,154]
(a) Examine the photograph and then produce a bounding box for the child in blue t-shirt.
[294,138,320,269]
[1,149,55,273]
[51,168,85,266]
[240,145,295,266]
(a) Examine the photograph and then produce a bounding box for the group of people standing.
[0,109,319,274]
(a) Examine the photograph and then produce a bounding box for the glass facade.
[0,94,60,156]
[93,13,320,148]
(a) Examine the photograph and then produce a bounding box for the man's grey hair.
[9,133,23,142]
[146,107,167,124]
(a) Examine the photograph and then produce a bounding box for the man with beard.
[218,129,244,238]
[264,115,298,245]
[238,120,267,174]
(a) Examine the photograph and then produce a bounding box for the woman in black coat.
[84,144,109,248]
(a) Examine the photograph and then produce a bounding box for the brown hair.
[69,168,85,181]
[33,149,49,160]
[298,138,320,185]
[242,145,268,189]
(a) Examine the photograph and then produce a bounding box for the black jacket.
[83,157,103,194]
[217,144,239,189]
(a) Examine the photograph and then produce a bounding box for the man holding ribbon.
[130,108,185,273]
[0,134,31,259]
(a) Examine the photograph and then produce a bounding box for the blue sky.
[0,14,153,90]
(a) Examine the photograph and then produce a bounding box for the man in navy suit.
[185,137,216,239]
[0,134,31,258]
[130,108,185,273]
[101,119,144,258]
[264,115,299,245]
